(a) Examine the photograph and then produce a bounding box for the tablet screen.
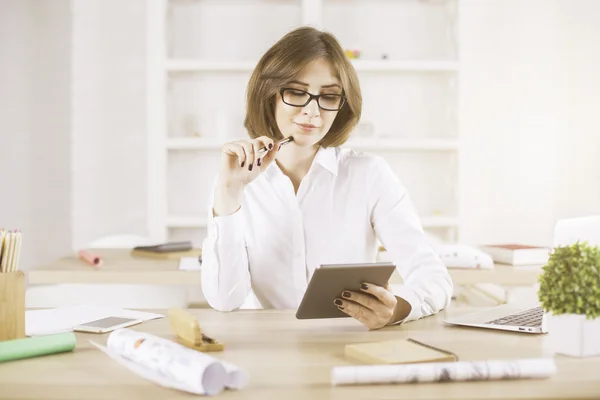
[296,262,396,319]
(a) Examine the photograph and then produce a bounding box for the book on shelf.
[479,244,550,266]
[131,248,202,260]
[131,241,202,260]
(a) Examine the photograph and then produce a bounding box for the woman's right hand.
[213,136,279,216]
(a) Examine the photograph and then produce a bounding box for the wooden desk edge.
[27,270,202,285]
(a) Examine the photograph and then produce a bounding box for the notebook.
[345,338,457,365]
[131,248,202,260]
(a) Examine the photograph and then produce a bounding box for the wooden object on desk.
[131,248,202,260]
[0,308,598,399]
[0,271,26,341]
[167,308,224,352]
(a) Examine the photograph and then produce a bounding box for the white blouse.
[201,146,453,323]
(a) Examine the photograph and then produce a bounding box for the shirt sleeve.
[369,157,454,323]
[200,182,252,312]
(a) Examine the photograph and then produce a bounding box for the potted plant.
[538,241,600,357]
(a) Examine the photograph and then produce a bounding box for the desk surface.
[28,249,543,286]
[0,308,598,400]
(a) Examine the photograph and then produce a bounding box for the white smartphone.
[72,317,142,333]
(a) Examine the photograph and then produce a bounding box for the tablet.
[295,262,397,319]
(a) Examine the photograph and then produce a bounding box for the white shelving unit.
[147,0,461,245]
[166,137,459,151]
[164,215,458,230]
[166,59,459,73]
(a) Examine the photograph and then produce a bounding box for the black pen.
[258,136,294,154]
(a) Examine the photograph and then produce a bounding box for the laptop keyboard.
[485,306,544,327]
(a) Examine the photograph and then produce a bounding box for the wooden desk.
[27,249,543,287]
[28,249,202,286]
[0,308,598,399]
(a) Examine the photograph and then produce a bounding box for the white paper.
[26,304,163,336]
[221,360,249,390]
[92,328,248,396]
[331,358,556,386]
[179,257,202,271]
[91,342,213,396]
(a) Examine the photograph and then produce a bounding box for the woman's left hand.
[334,283,405,330]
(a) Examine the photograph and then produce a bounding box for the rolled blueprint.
[0,333,76,362]
[92,328,247,396]
[331,358,556,386]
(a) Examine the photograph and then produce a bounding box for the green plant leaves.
[538,241,600,319]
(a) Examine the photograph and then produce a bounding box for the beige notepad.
[345,338,457,365]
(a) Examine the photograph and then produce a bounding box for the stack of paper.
[178,257,202,271]
[25,304,163,336]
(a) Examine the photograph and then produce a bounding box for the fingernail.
[248,164,253,171]
[342,291,351,298]
[257,158,262,167]
[268,143,273,149]
[337,306,344,310]
[240,161,245,168]
[334,299,343,306]
[361,284,369,290]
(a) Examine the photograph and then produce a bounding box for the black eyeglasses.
[279,88,346,111]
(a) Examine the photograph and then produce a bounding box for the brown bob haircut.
[244,27,362,148]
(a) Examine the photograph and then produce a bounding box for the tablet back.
[295,262,396,319]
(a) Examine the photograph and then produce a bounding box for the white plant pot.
[543,312,600,357]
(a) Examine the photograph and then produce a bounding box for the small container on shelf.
[344,48,361,59]
[182,114,202,137]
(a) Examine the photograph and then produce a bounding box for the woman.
[201,27,453,330]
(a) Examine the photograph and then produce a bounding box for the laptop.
[443,215,600,334]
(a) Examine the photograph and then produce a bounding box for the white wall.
[0,0,72,269]
[70,0,148,249]
[459,0,600,247]
[0,0,33,266]
[554,0,600,221]
[29,0,73,266]
[0,0,148,268]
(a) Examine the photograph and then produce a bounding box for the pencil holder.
[0,271,26,341]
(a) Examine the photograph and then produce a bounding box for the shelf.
[166,215,458,229]
[152,1,462,244]
[166,59,459,73]
[167,60,257,72]
[352,60,459,72]
[345,138,459,151]
[166,137,459,151]
[167,216,208,228]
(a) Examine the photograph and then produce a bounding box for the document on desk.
[25,304,163,336]
[178,256,202,271]
[91,328,247,396]
[331,358,557,386]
